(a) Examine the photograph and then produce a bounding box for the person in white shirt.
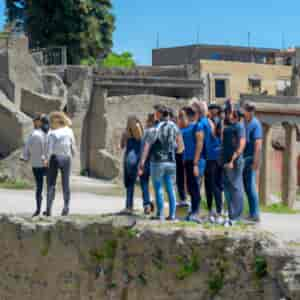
[21,113,49,217]
[43,112,76,217]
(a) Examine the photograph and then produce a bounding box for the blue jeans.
[243,157,260,218]
[224,157,244,221]
[151,162,177,219]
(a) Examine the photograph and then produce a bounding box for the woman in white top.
[44,112,76,217]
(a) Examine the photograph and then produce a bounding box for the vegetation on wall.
[100,52,136,68]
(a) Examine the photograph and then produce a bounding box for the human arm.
[176,133,185,154]
[138,142,151,176]
[252,139,262,171]
[193,130,204,177]
[70,130,77,157]
[120,131,128,150]
[21,135,32,162]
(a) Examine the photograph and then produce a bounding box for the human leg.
[58,156,71,215]
[45,156,58,216]
[151,163,165,219]
[164,162,177,219]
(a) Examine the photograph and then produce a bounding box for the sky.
[1,0,300,64]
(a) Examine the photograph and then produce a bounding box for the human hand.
[225,161,234,169]
[193,165,199,177]
[138,165,144,177]
[43,160,49,168]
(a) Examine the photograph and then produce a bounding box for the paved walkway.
[0,176,299,243]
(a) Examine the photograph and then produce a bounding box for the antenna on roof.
[156,32,160,49]
[248,32,251,48]
[196,27,200,44]
[281,33,286,50]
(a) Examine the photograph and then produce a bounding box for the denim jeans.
[224,157,244,221]
[204,160,223,214]
[151,162,177,219]
[32,167,47,213]
[47,155,71,214]
[243,156,260,218]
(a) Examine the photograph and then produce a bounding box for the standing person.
[21,113,48,217]
[243,101,263,222]
[121,115,153,214]
[180,106,202,223]
[205,104,224,224]
[138,105,184,221]
[190,99,212,220]
[222,101,246,226]
[44,112,76,216]
[176,109,189,208]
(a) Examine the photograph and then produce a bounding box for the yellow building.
[199,59,293,103]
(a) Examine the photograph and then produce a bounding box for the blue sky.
[1,0,300,64]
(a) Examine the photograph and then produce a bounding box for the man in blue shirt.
[181,106,201,222]
[242,101,263,222]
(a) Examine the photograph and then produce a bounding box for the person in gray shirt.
[21,114,49,217]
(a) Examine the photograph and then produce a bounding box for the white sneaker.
[216,215,224,225]
[209,213,215,224]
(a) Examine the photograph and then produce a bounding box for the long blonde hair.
[126,115,144,140]
[49,111,70,130]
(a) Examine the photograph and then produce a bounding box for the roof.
[154,43,292,55]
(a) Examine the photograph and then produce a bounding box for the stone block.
[21,88,66,117]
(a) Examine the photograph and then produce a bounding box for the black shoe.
[43,211,51,217]
[32,210,40,218]
[61,208,69,216]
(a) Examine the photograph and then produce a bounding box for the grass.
[254,256,268,279]
[176,251,200,280]
[0,179,33,190]
[260,203,300,214]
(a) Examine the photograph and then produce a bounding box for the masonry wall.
[200,60,292,102]
[82,86,188,179]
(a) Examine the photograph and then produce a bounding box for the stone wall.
[82,86,188,179]
[0,214,299,300]
[0,91,32,157]
[21,89,66,118]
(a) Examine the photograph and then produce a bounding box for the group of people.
[22,112,76,217]
[121,98,263,226]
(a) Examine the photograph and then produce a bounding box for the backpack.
[151,121,177,162]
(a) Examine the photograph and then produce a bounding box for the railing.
[31,46,67,66]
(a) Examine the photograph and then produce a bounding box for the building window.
[215,79,226,98]
[249,79,261,94]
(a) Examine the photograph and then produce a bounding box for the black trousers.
[204,160,224,214]
[176,153,186,201]
[32,167,47,212]
[47,155,71,214]
[184,160,201,214]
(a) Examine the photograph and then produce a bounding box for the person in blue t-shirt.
[181,106,202,222]
[242,101,263,222]
[205,104,224,224]
[222,101,246,226]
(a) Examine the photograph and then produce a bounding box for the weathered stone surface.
[0,149,34,183]
[0,91,32,157]
[88,149,120,179]
[21,88,66,118]
[0,214,299,300]
[82,86,188,179]
[0,35,44,106]
[42,73,67,99]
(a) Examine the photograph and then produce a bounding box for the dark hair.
[33,112,43,122]
[243,101,256,113]
[182,106,196,118]
[224,99,233,114]
[41,114,50,133]
[208,104,221,112]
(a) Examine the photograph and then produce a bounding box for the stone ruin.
[0,214,299,300]
[0,35,204,182]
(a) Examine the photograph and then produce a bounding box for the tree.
[101,52,136,69]
[5,0,115,64]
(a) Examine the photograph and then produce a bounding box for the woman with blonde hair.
[120,115,150,214]
[43,111,76,216]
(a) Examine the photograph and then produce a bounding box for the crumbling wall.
[0,91,32,157]
[20,89,66,118]
[0,215,298,300]
[82,86,188,179]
